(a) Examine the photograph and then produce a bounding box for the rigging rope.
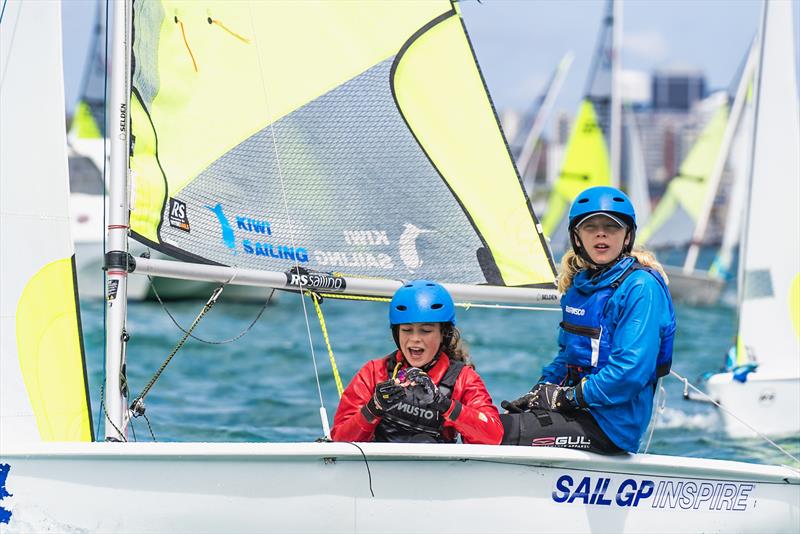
[97,0,111,442]
[148,265,275,344]
[246,3,330,438]
[128,287,224,418]
[308,292,344,397]
[317,292,559,313]
[670,370,800,465]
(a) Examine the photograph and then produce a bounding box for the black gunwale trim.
[71,255,95,441]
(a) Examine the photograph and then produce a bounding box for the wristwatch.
[564,387,579,410]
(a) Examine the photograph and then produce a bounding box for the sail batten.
[129,0,556,289]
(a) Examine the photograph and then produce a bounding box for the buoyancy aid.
[374,355,465,443]
[559,260,675,385]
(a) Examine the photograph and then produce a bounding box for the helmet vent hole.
[396,305,407,311]
[577,198,589,203]
[431,303,443,309]
[613,197,625,202]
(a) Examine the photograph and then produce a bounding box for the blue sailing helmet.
[389,280,456,325]
[568,186,637,256]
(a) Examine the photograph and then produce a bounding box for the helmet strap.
[391,325,400,349]
[571,230,632,269]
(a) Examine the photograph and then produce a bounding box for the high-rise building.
[652,67,706,111]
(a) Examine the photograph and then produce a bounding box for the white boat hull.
[705,372,800,438]
[1,443,797,533]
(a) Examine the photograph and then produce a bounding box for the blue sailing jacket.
[540,256,676,452]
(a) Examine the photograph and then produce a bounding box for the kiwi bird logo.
[399,223,431,272]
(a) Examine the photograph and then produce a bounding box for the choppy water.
[79,289,799,467]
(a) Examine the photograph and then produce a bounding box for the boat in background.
[539,0,651,260]
[540,0,619,257]
[509,51,573,198]
[703,0,800,438]
[1,1,797,531]
[637,43,758,306]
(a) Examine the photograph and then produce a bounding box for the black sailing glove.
[405,368,452,412]
[501,392,536,413]
[501,382,552,413]
[536,383,583,413]
[366,379,405,417]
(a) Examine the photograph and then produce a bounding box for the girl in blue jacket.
[502,186,676,454]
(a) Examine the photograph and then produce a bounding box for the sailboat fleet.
[0,0,798,531]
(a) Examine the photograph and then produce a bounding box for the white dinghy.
[703,0,800,438]
[1,1,798,532]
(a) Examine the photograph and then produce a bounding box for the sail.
[709,83,754,281]
[623,107,651,228]
[637,101,729,249]
[540,0,614,257]
[540,100,610,253]
[128,0,556,288]
[69,1,107,141]
[0,1,93,444]
[512,52,573,193]
[737,0,800,371]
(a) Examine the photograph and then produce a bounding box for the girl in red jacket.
[331,280,503,444]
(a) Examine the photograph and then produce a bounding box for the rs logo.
[171,202,185,219]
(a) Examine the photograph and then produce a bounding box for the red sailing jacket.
[331,351,504,444]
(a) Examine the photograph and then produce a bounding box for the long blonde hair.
[557,247,669,293]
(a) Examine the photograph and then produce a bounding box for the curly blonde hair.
[557,247,669,293]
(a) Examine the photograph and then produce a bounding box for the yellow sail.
[540,99,610,245]
[638,104,729,248]
[129,1,556,287]
[0,0,93,444]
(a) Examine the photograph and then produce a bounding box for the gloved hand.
[534,383,581,413]
[366,379,405,416]
[501,382,552,413]
[501,392,536,413]
[405,368,452,412]
[502,382,582,413]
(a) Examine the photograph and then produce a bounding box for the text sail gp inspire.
[552,474,754,511]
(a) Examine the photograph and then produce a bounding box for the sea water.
[79,290,799,466]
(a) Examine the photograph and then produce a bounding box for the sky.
[61,0,797,124]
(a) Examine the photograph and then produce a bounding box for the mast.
[516,52,574,191]
[683,43,758,274]
[104,0,132,441]
[610,0,622,188]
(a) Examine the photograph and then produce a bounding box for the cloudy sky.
[61,0,796,122]
[458,0,771,113]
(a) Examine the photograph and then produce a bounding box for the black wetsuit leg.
[499,410,624,454]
